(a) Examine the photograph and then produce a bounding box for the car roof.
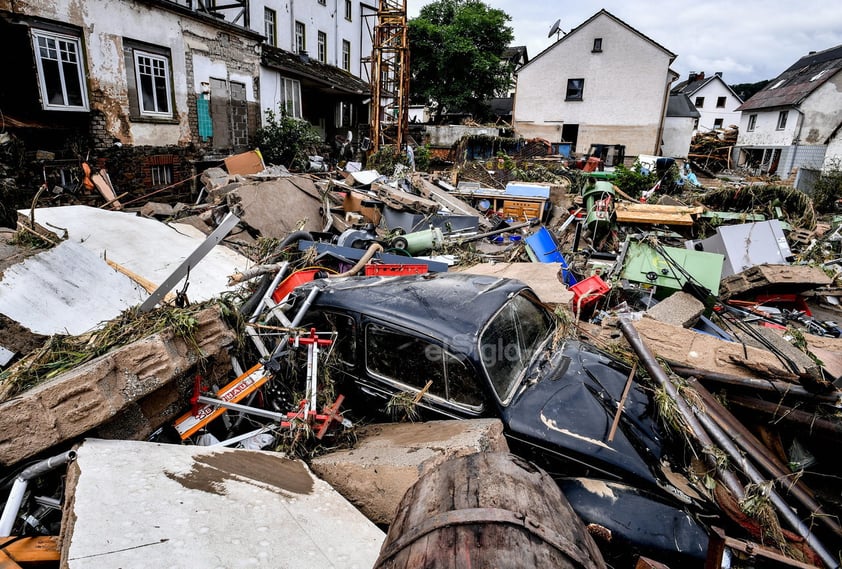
[297,272,533,342]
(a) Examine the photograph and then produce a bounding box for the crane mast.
[369,0,409,154]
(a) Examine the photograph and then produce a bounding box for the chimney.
[688,71,697,81]
[697,71,705,80]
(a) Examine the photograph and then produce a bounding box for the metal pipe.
[620,318,839,568]
[688,378,842,540]
[689,399,839,569]
[618,318,746,500]
[670,365,841,408]
[0,450,76,536]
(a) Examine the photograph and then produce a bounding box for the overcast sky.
[405,0,842,85]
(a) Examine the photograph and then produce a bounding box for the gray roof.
[666,93,701,118]
[737,44,842,111]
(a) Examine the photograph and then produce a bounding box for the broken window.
[713,118,724,129]
[295,21,306,54]
[264,8,277,47]
[592,38,602,52]
[747,114,757,131]
[280,77,302,118]
[777,110,788,130]
[31,29,89,111]
[716,96,726,108]
[695,96,704,108]
[342,40,351,72]
[345,0,352,21]
[566,78,584,101]
[318,31,327,64]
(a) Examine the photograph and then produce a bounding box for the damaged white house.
[512,9,677,160]
[733,43,842,192]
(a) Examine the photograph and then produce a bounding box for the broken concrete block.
[720,264,832,300]
[309,419,508,525]
[645,291,705,328]
[62,439,384,568]
[457,262,573,305]
[139,201,174,219]
[632,317,800,381]
[0,307,235,467]
[225,177,325,238]
[199,166,230,190]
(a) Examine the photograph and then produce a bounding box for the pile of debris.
[1,149,841,569]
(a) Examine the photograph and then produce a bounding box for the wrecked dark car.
[284,272,714,567]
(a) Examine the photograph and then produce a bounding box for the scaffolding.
[368,0,409,154]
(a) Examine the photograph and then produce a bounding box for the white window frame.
[295,21,306,54]
[134,49,173,118]
[345,0,352,21]
[280,77,302,119]
[264,8,277,47]
[151,164,173,186]
[336,100,353,127]
[342,40,351,71]
[31,29,89,111]
[776,110,788,130]
[318,31,327,63]
[747,114,757,131]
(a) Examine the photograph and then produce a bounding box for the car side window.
[366,324,447,398]
[365,323,482,408]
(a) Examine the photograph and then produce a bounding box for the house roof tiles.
[737,44,842,112]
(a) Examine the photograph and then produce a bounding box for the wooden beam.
[0,536,60,564]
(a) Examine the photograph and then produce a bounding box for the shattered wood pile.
[688,126,739,173]
[1,148,842,569]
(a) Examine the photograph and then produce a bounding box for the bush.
[812,159,842,214]
[254,109,323,170]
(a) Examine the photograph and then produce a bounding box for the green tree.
[409,0,514,123]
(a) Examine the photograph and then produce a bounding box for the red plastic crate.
[570,274,610,313]
[364,263,428,276]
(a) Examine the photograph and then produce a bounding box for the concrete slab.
[0,239,147,335]
[456,262,573,305]
[645,291,705,328]
[18,205,250,307]
[310,419,508,525]
[63,439,385,569]
[0,307,234,466]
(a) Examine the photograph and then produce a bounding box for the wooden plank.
[614,203,699,226]
[90,172,123,210]
[0,536,60,563]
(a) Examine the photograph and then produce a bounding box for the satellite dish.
[548,19,562,39]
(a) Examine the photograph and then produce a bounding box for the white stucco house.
[733,44,842,191]
[671,71,743,135]
[662,94,700,159]
[512,9,677,160]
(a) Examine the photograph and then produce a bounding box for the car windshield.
[479,292,555,402]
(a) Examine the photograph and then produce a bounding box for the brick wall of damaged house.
[0,0,262,210]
